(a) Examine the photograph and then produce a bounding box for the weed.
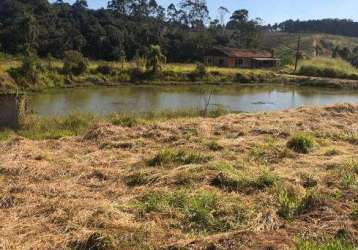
[277,185,301,219]
[125,172,153,187]
[249,141,292,164]
[68,232,113,250]
[110,114,138,127]
[287,133,315,154]
[295,238,356,250]
[300,173,318,188]
[207,141,224,151]
[212,171,279,193]
[277,186,323,219]
[324,148,339,156]
[133,189,244,233]
[351,206,358,220]
[147,149,211,167]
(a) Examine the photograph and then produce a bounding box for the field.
[0,104,357,249]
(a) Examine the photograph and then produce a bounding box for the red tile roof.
[211,47,273,58]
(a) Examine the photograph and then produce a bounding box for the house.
[204,47,280,68]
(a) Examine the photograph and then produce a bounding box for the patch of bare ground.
[0,104,357,249]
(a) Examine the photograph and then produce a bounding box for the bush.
[96,64,114,75]
[188,62,207,81]
[9,53,44,85]
[63,50,88,76]
[287,133,315,154]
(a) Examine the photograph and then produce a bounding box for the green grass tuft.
[148,149,212,167]
[287,133,315,154]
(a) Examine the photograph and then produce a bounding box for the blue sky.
[62,0,358,24]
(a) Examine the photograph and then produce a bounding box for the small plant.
[212,171,279,193]
[351,206,358,220]
[295,238,356,250]
[63,50,88,76]
[69,232,113,250]
[148,149,211,167]
[110,114,138,127]
[277,186,323,220]
[125,172,152,187]
[324,148,339,156]
[287,133,315,154]
[277,185,300,219]
[207,141,224,151]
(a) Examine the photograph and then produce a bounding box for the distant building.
[204,47,280,68]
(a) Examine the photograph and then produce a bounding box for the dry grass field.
[0,104,357,249]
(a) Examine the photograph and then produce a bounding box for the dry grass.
[0,104,357,249]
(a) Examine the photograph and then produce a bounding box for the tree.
[107,0,133,16]
[73,0,88,8]
[179,0,209,29]
[146,45,166,74]
[218,6,229,27]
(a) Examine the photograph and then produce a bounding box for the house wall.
[0,94,26,129]
[204,56,230,67]
[204,56,254,68]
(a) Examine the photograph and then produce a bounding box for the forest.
[0,0,263,62]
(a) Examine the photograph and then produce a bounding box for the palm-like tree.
[146,45,166,74]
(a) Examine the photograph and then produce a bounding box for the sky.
[62,0,358,24]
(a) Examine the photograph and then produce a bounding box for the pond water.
[27,84,358,116]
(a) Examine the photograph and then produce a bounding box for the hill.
[262,32,358,60]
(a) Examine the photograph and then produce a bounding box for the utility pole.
[294,34,301,73]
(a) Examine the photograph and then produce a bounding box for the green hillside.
[262,32,358,59]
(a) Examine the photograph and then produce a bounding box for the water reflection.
[27,85,358,116]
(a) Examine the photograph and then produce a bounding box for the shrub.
[63,50,88,76]
[188,63,207,81]
[96,64,114,75]
[287,133,315,154]
[9,53,43,85]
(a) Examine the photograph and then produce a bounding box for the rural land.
[0,0,357,250]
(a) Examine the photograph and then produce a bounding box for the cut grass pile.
[0,104,357,249]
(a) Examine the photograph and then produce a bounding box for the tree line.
[0,0,262,62]
[270,19,358,38]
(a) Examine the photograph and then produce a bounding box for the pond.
[27,84,358,116]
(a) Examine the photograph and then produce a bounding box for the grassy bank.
[0,57,279,92]
[298,57,358,80]
[0,108,229,140]
[0,104,357,249]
